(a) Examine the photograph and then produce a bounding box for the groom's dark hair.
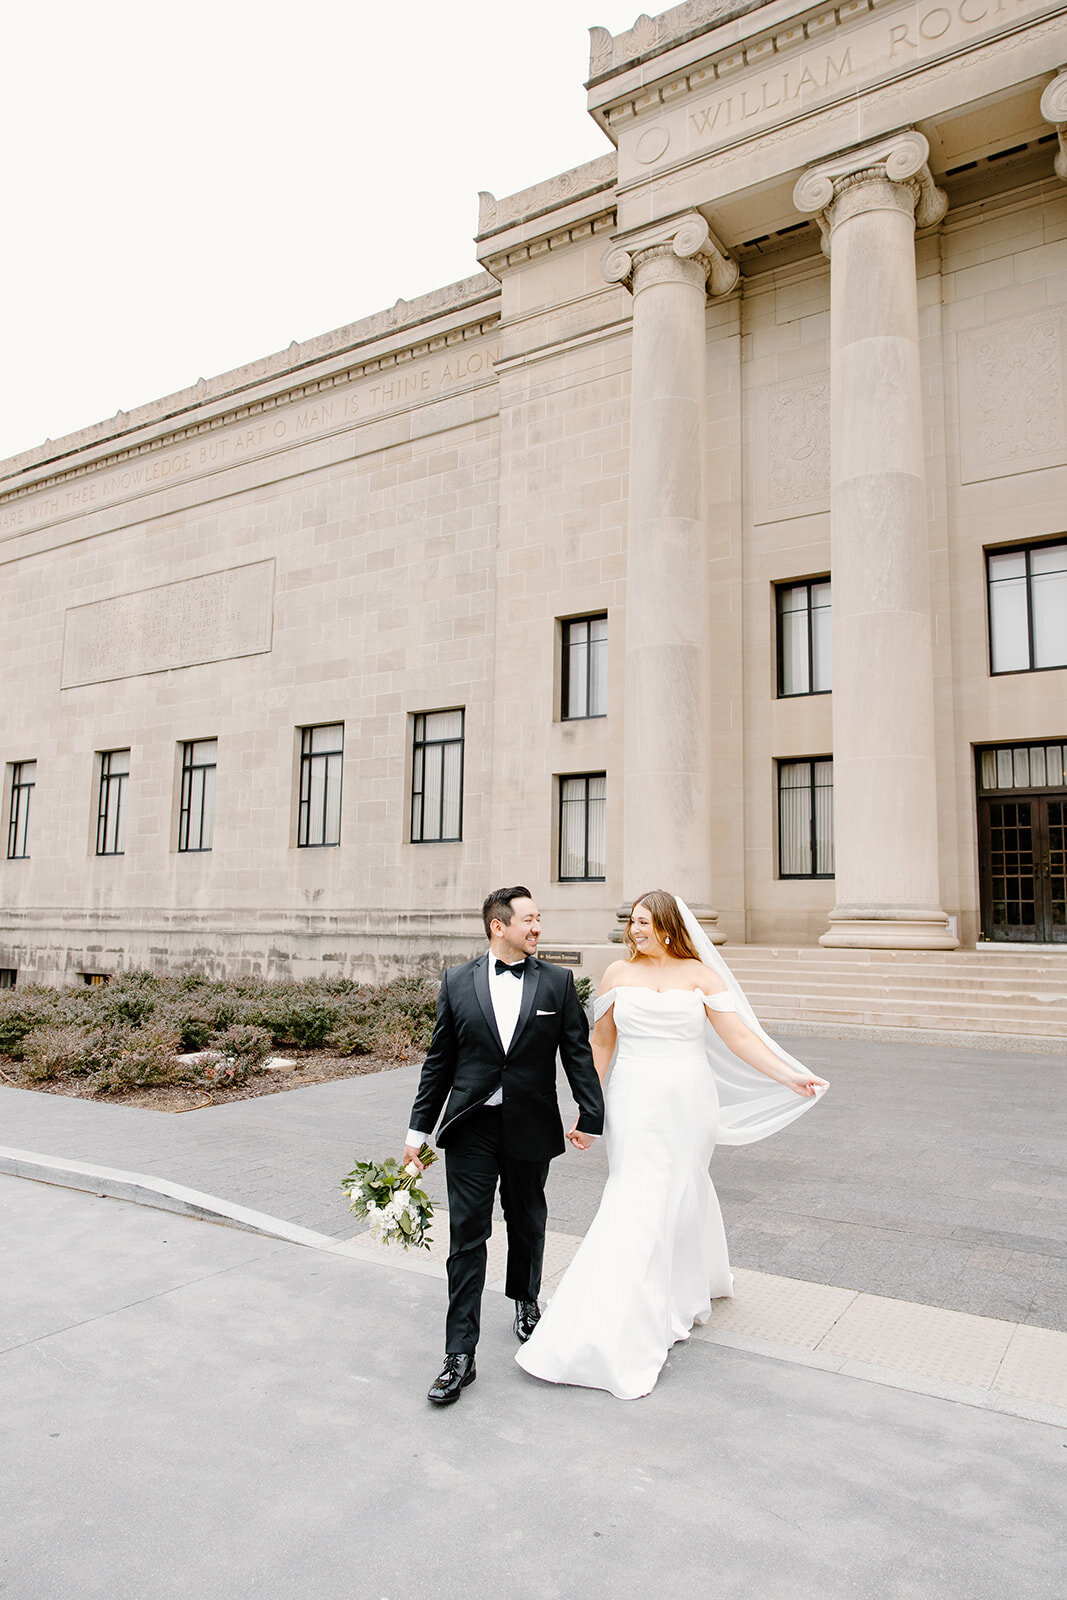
[482,885,532,939]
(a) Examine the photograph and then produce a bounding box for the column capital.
[601,211,739,299]
[1039,68,1067,180]
[792,131,948,256]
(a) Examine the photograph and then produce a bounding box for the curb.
[0,1145,340,1251]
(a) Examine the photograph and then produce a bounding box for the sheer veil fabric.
[592,897,827,1144]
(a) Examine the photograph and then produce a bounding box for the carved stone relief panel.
[61,559,275,688]
[753,372,830,524]
[958,311,1067,484]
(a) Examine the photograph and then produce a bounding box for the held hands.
[567,1122,594,1151]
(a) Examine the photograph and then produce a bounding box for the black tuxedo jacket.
[409,954,604,1161]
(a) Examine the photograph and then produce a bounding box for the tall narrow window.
[559,773,606,882]
[96,750,130,856]
[179,740,217,852]
[988,540,1067,673]
[7,761,35,859]
[778,759,834,878]
[777,580,832,696]
[411,711,464,842]
[298,724,343,847]
[562,615,608,719]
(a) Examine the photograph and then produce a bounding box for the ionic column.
[1040,69,1067,179]
[602,215,738,940]
[794,132,958,949]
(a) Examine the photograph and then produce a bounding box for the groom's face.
[493,897,541,961]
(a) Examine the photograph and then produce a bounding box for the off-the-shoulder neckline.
[598,985,728,999]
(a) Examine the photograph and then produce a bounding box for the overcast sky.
[1,0,639,464]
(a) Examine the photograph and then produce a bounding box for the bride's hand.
[790,1072,828,1098]
[567,1122,594,1150]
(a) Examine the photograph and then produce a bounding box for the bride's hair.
[624,890,701,962]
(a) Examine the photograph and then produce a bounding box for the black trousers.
[443,1107,551,1355]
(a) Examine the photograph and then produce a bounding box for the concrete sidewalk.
[2,1030,1065,1327]
[2,1174,1063,1600]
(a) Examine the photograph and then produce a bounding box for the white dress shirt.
[406,952,523,1147]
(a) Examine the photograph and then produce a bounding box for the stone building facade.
[2,0,1066,983]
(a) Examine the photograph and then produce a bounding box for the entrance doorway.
[976,743,1067,943]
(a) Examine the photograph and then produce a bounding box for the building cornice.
[587,0,774,86]
[0,273,501,489]
[0,306,501,509]
[476,153,618,240]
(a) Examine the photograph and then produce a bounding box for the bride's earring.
[664,936,670,946]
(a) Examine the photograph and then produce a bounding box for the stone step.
[728,973,1067,1001]
[709,946,1067,1039]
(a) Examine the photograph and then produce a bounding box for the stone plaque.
[958,312,1067,484]
[61,560,275,687]
[754,373,830,524]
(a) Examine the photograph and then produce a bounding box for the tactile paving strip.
[814,1292,1014,1387]
[700,1267,857,1348]
[344,1215,1067,1413]
[992,1323,1067,1406]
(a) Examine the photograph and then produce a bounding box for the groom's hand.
[402,1144,426,1170]
[566,1123,593,1151]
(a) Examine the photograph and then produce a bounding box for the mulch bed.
[0,1049,413,1113]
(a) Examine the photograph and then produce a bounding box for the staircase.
[721,944,1067,1053]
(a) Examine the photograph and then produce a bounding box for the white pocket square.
[536,1009,556,1016]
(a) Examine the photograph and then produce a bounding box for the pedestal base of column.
[611,904,726,945]
[819,910,959,950]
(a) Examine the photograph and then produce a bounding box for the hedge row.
[0,971,440,1095]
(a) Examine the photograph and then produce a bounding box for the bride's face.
[629,903,668,958]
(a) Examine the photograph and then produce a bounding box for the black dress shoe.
[513,1299,541,1343]
[427,1354,476,1406]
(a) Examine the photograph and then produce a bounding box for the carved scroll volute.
[600,212,739,298]
[1040,69,1067,180]
[793,131,948,254]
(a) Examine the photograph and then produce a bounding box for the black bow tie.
[494,958,527,978]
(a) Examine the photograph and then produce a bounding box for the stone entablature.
[0,273,500,503]
[589,0,1067,222]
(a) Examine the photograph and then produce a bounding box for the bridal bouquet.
[341,1143,438,1250]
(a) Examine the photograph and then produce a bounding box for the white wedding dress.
[515,986,736,1401]
[516,918,825,1400]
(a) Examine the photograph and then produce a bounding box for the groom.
[403,886,604,1406]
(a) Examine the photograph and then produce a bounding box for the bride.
[516,890,828,1401]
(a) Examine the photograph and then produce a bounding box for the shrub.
[184,1023,274,1090]
[21,1024,95,1081]
[93,1019,182,1095]
[98,970,164,1027]
[574,977,594,1010]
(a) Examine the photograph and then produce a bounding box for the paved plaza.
[2,1031,1066,1599]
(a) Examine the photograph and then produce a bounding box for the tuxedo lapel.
[508,958,542,1055]
[472,954,504,1053]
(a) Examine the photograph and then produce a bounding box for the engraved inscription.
[61,560,275,687]
[0,340,499,540]
[958,312,1067,484]
[755,373,831,523]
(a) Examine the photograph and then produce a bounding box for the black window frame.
[410,710,465,844]
[558,772,607,883]
[6,760,35,860]
[777,757,835,880]
[178,739,217,854]
[96,749,130,857]
[0,970,16,989]
[776,578,832,698]
[297,723,344,849]
[987,538,1067,676]
[561,614,608,720]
